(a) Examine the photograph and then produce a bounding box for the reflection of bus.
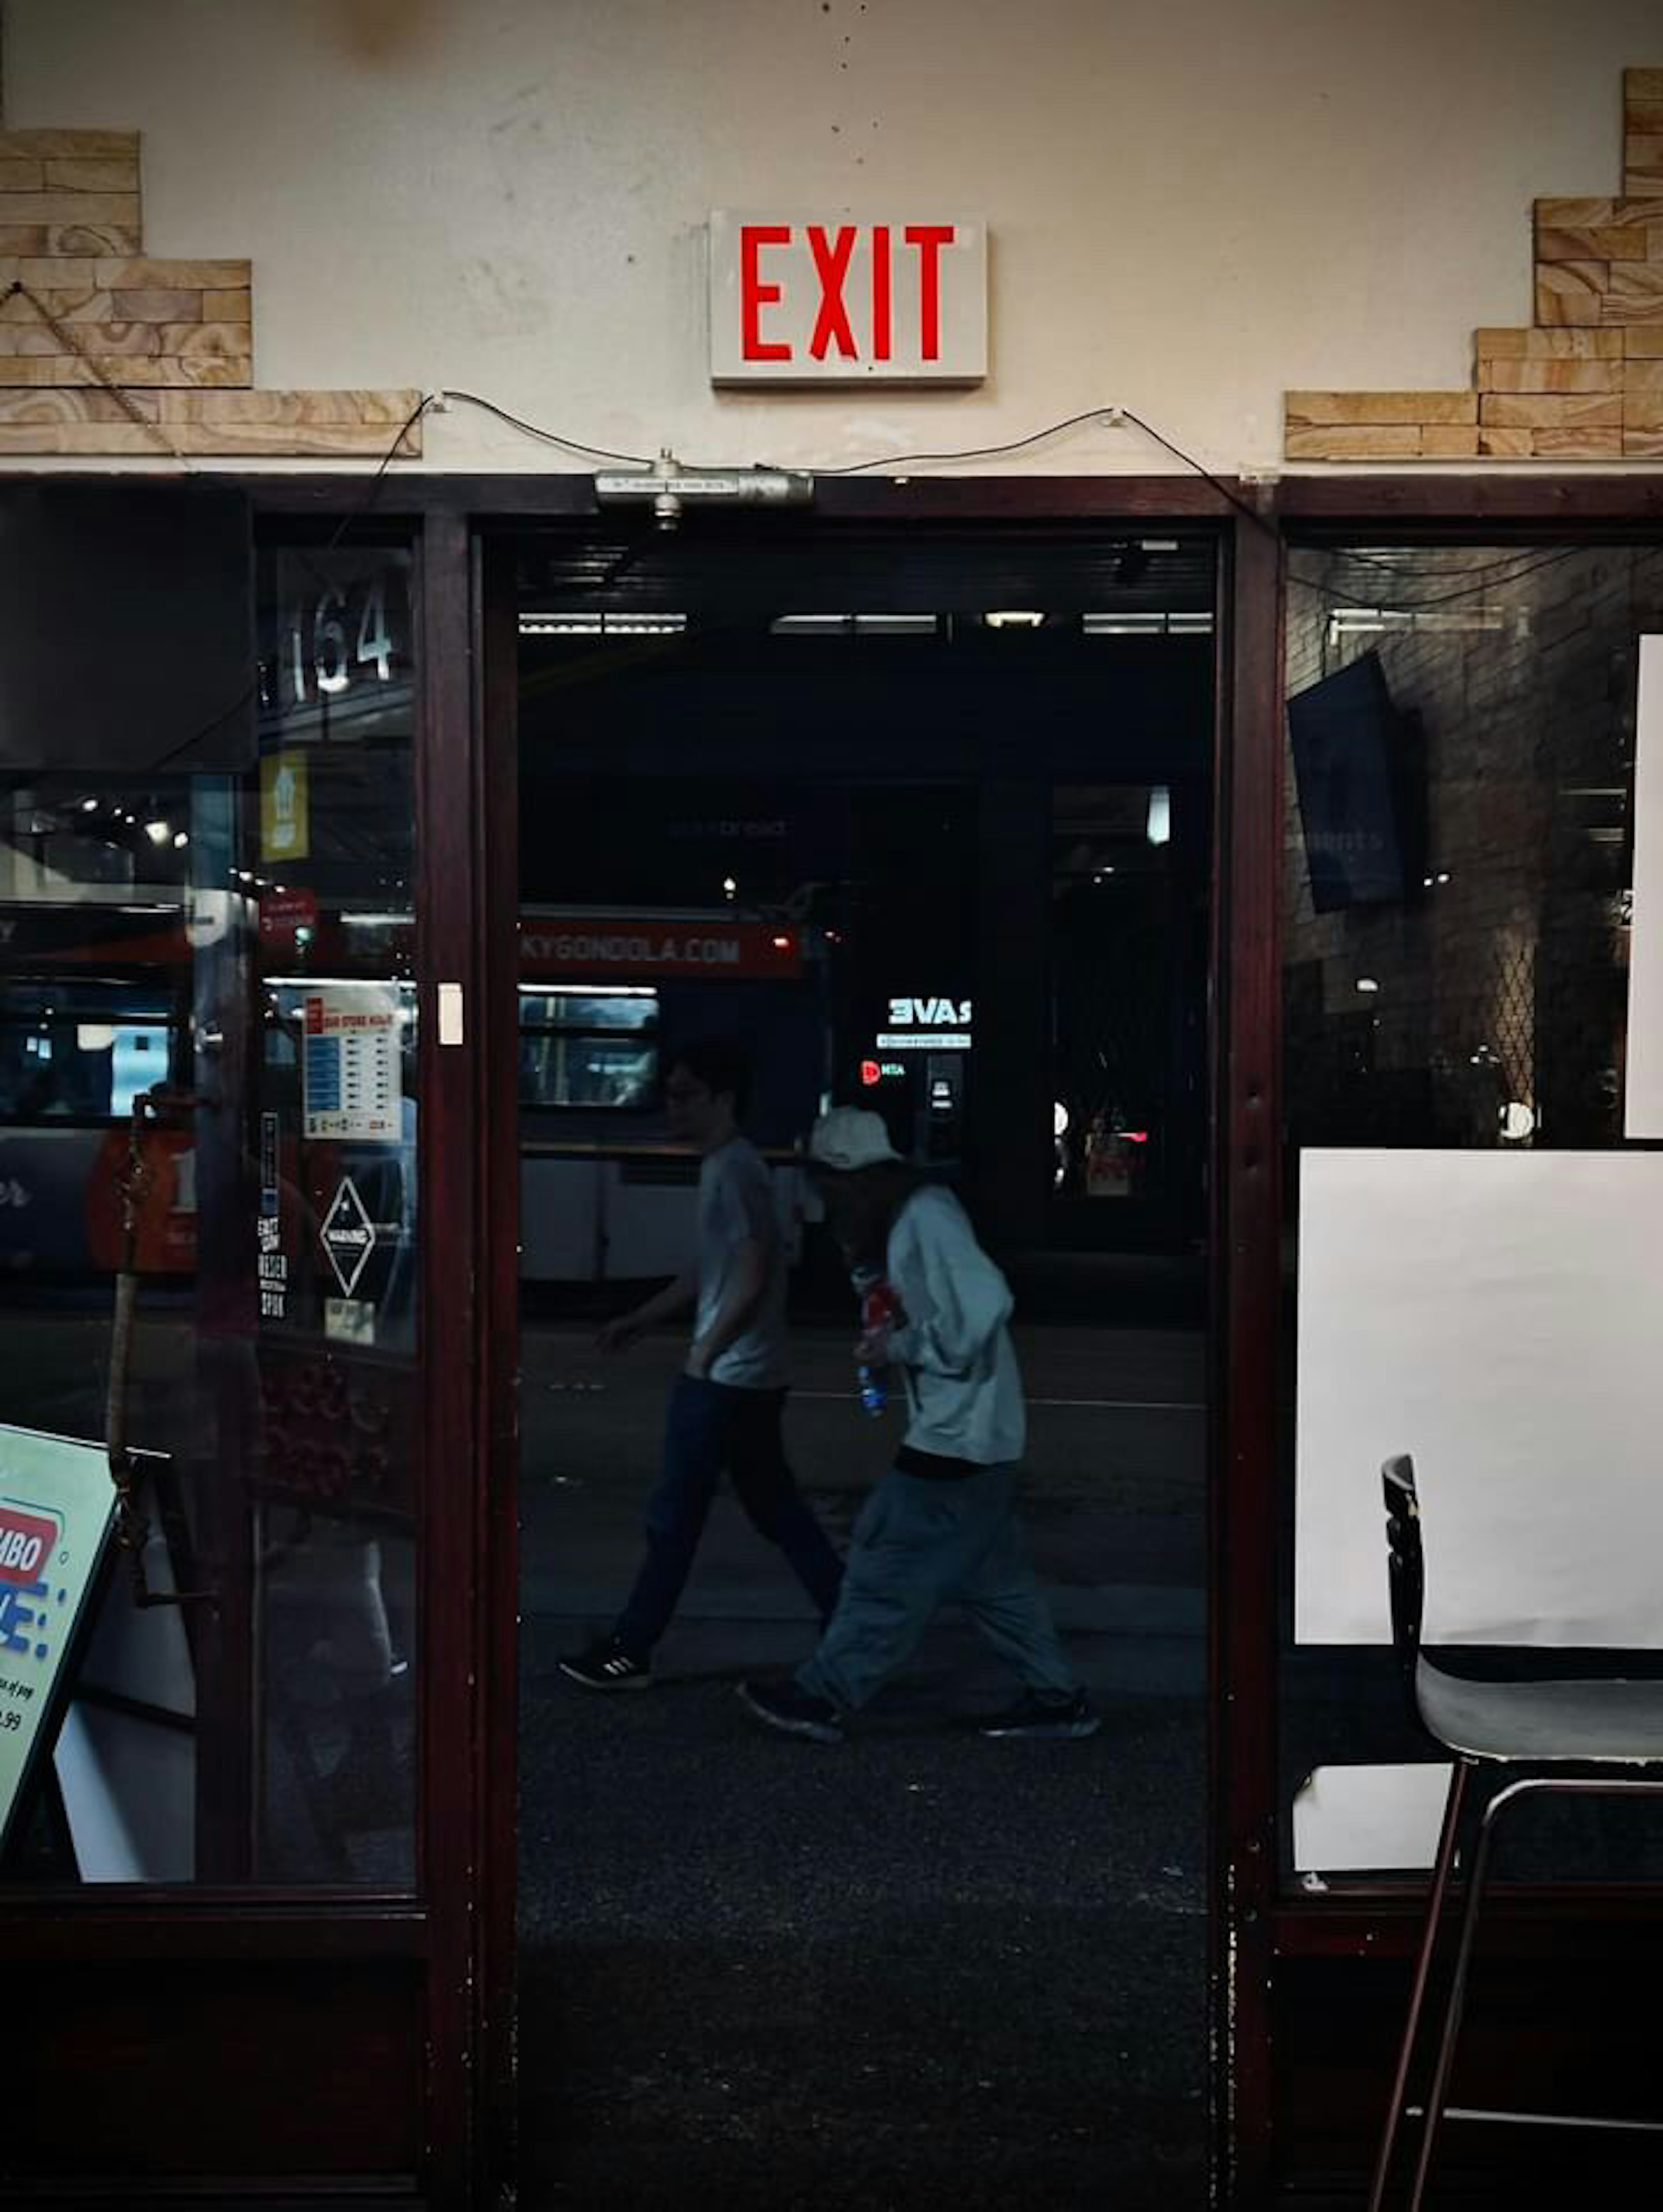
[516,907,826,1285]
[0,900,828,1286]
[0,902,197,1276]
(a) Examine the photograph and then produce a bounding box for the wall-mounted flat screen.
[1288,651,1416,912]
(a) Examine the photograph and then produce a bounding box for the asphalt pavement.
[518,1318,1210,2209]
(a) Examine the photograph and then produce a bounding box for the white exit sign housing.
[709,212,987,386]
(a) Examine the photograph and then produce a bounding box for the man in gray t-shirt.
[693,1133,788,1390]
[559,1040,843,1691]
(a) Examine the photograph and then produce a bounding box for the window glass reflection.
[0,539,421,1888]
[1278,541,1663,1892]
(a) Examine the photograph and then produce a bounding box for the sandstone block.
[0,387,158,423]
[1476,358,1623,393]
[1536,263,1607,323]
[0,193,143,227]
[1480,392,1623,428]
[0,421,174,454]
[42,223,142,255]
[1420,426,1479,457]
[1530,426,1623,458]
[1628,138,1663,195]
[1608,265,1663,322]
[81,355,247,386]
[43,159,140,194]
[158,387,421,426]
[111,287,201,321]
[1284,423,1423,459]
[13,256,100,286]
[0,131,139,161]
[1286,390,1475,425]
[158,321,251,363]
[1472,326,1624,357]
[1537,226,1651,261]
[94,258,249,288]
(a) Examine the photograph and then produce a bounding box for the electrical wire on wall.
[423,388,1595,616]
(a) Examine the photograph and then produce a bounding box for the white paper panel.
[54,1703,194,1883]
[1626,637,1663,1137]
[1296,1148,1663,1647]
[1292,1763,1453,1873]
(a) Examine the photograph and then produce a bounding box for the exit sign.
[709,212,987,386]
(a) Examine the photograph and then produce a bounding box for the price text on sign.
[709,213,987,386]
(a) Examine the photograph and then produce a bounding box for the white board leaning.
[1625,636,1663,1137]
[1295,1148,1663,1649]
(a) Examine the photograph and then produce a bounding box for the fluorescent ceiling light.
[770,614,938,636]
[1082,612,1213,635]
[519,614,688,636]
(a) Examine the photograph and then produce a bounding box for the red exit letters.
[740,222,956,365]
[712,213,986,384]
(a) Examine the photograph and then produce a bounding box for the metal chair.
[1369,1451,1663,2211]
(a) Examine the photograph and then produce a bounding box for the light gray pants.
[796,1461,1077,1713]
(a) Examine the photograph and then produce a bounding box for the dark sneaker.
[737,1678,844,1744]
[558,1637,651,1691]
[976,1688,1100,1740]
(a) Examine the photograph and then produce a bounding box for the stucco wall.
[4,0,1661,475]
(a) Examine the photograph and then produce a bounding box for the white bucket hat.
[808,1106,903,1172]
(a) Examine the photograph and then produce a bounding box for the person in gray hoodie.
[739,1107,1098,1745]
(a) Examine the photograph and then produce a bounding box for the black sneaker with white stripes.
[558,1636,652,1691]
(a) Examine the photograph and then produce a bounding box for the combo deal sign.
[709,212,987,385]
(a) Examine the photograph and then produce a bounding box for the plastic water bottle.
[853,1268,899,1418]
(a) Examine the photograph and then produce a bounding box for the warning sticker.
[319,1176,376,1298]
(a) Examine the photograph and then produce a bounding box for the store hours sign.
[709,213,987,384]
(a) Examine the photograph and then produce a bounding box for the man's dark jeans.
[616,1374,844,1657]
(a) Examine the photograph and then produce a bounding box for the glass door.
[0,536,421,1887]
[511,524,1217,2205]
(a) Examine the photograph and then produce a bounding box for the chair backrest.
[1381,1453,1426,1720]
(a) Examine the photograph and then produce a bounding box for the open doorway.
[509,521,1215,2207]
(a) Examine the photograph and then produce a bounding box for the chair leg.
[1368,1758,1471,2212]
[1404,1773,1525,2212]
